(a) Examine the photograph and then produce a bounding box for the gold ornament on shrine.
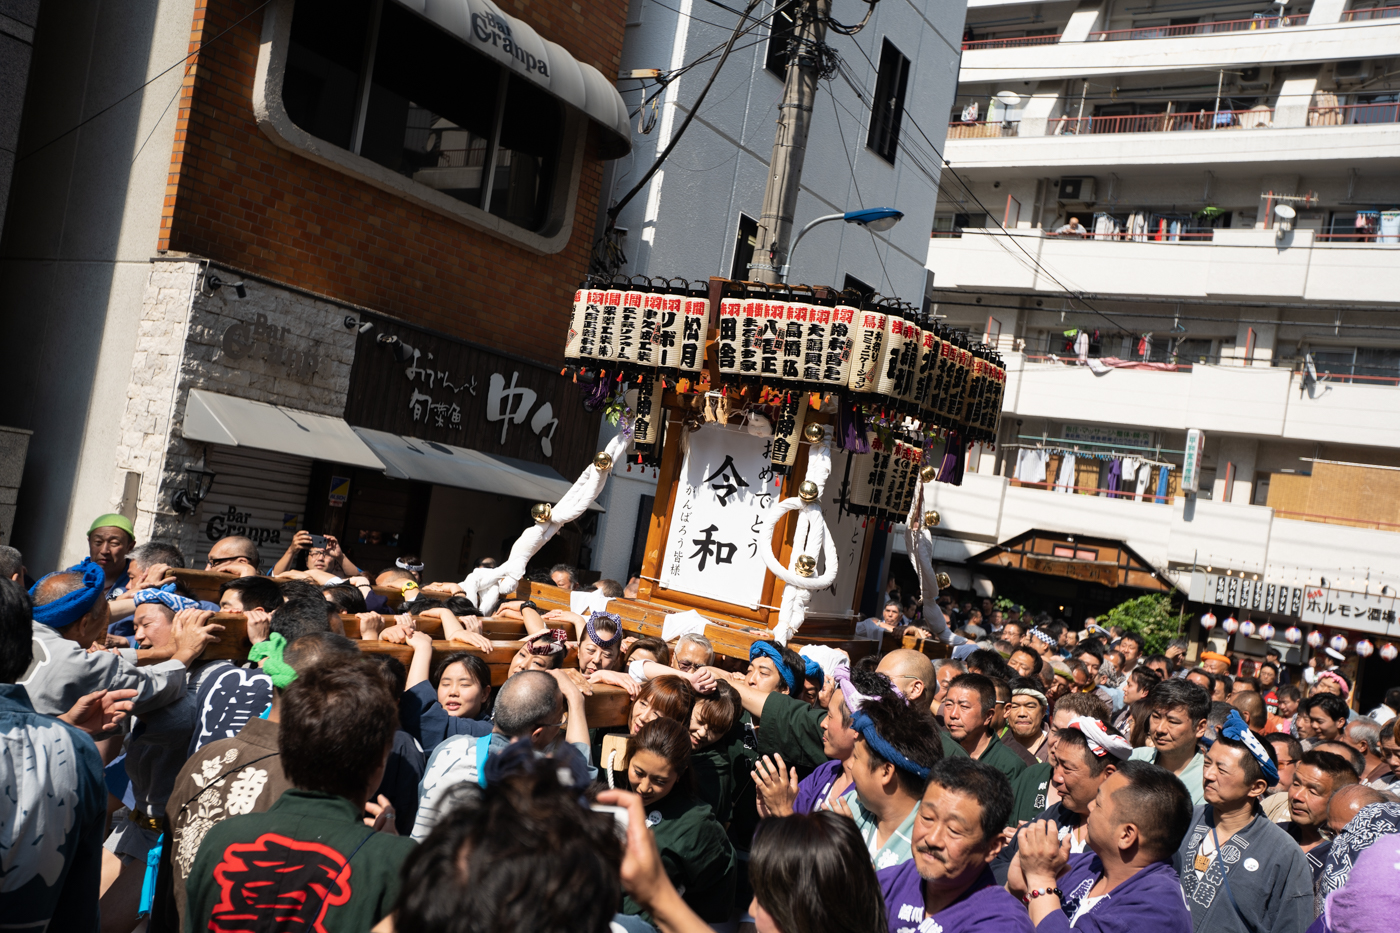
[919,465,938,484]
[798,480,820,502]
[935,572,952,590]
[924,510,941,528]
[531,503,553,524]
[593,451,614,472]
[803,422,825,443]
[795,554,817,577]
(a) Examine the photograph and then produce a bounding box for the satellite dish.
[1274,204,1296,219]
[994,91,1023,104]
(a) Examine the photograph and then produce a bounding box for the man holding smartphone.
[271,530,363,577]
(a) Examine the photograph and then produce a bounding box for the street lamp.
[779,207,904,282]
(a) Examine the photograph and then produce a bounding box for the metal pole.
[749,0,832,283]
[779,212,844,281]
[1213,69,1223,126]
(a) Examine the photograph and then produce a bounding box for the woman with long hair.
[600,789,890,933]
[618,718,736,924]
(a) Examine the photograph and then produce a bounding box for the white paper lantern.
[1222,617,1239,634]
[1239,620,1257,638]
[1200,612,1217,630]
[1380,642,1398,662]
[1330,634,1348,653]
[1306,630,1324,648]
[1258,623,1276,641]
[1355,639,1374,658]
[1284,626,1302,644]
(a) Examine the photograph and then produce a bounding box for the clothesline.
[1014,434,1186,457]
[1002,441,1176,469]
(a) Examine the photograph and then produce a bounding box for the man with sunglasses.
[204,535,263,577]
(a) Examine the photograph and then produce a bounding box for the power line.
[16,0,275,164]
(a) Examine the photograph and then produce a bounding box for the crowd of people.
[1,514,1398,933]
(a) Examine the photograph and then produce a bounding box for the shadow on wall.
[0,0,161,571]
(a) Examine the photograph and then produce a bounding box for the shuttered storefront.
[193,446,313,571]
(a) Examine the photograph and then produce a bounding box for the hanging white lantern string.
[758,424,839,645]
[460,416,635,615]
[906,463,967,647]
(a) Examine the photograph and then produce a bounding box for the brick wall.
[161,0,628,366]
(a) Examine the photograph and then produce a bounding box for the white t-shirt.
[1070,894,1108,927]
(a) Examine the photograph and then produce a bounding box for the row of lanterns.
[1199,611,1397,660]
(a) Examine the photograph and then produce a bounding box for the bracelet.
[1024,887,1062,903]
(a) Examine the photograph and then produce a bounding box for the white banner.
[660,426,779,607]
[1299,586,1399,635]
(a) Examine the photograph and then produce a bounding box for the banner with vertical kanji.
[660,425,779,608]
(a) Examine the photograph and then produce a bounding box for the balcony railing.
[1317,232,1400,244]
[1089,13,1308,41]
[1049,108,1274,135]
[946,120,1021,139]
[1342,4,1400,20]
[961,34,1062,50]
[1307,101,1400,126]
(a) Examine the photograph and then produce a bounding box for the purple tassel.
[581,376,613,412]
[937,431,966,486]
[839,401,870,453]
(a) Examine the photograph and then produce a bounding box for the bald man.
[205,536,261,577]
[1230,690,1267,732]
[877,649,937,714]
[1327,784,1387,836]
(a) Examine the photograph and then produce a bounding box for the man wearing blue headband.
[827,692,944,870]
[19,559,219,719]
[1173,709,1312,933]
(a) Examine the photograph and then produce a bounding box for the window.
[280,0,565,234]
[843,274,874,298]
[1309,346,1400,384]
[732,214,759,280]
[867,39,910,163]
[765,4,796,77]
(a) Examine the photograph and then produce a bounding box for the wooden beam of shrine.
[171,568,407,609]
[197,613,630,725]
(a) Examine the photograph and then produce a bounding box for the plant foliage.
[1100,593,1179,655]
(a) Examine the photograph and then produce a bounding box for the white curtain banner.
[660,426,779,607]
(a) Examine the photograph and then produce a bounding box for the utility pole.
[749,0,832,284]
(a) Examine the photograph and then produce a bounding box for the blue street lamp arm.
[779,208,903,282]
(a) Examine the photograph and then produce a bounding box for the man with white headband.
[994,707,1127,884]
[1172,709,1312,933]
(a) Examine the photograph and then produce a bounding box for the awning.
[393,0,631,158]
[183,389,386,469]
[352,427,600,509]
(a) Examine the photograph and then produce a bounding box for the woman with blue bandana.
[1174,710,1313,933]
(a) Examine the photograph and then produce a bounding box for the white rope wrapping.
[757,426,838,645]
[460,419,634,615]
[905,470,966,646]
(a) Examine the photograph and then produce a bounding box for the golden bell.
[919,464,938,484]
[795,554,817,577]
[935,572,952,590]
[531,503,553,524]
[802,422,824,443]
[593,451,614,472]
[924,509,941,528]
[798,480,820,502]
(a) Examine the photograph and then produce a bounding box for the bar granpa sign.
[345,317,600,476]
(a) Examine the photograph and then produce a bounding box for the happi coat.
[1173,804,1314,933]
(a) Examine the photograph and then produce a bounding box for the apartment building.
[921,0,1400,693]
[587,0,967,587]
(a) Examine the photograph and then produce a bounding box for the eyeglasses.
[207,555,244,566]
[675,660,700,672]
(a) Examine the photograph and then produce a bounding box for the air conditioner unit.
[1059,177,1097,202]
[1335,61,1371,84]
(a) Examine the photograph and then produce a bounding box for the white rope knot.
[758,426,837,644]
[462,415,634,614]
